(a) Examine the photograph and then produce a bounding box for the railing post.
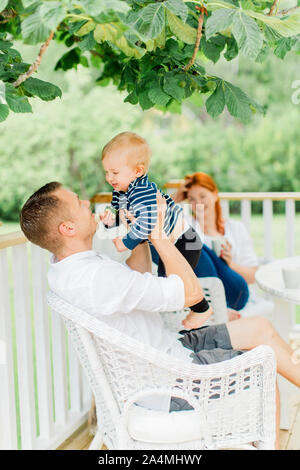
[31,244,53,442]
[221,200,230,220]
[263,200,273,261]
[285,199,295,257]
[241,199,251,234]
[0,249,18,450]
[12,244,36,450]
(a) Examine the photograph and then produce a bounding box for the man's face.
[56,187,98,240]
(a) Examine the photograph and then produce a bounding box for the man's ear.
[58,221,76,237]
[135,165,145,177]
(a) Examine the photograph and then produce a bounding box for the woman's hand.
[172,180,190,203]
[220,239,233,266]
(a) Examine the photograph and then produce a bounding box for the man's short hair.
[20,181,66,253]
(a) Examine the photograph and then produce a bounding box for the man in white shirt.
[20,182,300,447]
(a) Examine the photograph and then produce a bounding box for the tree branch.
[277,5,300,15]
[183,7,206,72]
[268,0,280,16]
[12,30,54,88]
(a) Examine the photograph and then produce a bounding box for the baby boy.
[100,131,210,320]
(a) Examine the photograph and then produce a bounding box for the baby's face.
[102,150,140,192]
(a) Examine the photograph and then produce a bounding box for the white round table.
[255,256,300,304]
[255,256,300,429]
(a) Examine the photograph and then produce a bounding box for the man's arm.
[149,194,205,309]
[126,241,152,274]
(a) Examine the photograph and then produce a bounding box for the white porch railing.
[91,187,300,261]
[0,233,92,450]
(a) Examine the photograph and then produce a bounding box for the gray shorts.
[170,323,244,412]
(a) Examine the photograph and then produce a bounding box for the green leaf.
[205,9,236,39]
[148,84,171,106]
[274,37,297,59]
[139,3,165,40]
[39,1,66,30]
[94,23,120,42]
[0,79,6,104]
[224,35,238,60]
[78,31,97,51]
[223,80,253,123]
[55,48,81,71]
[75,20,96,37]
[164,0,188,22]
[78,0,105,16]
[124,90,138,105]
[205,81,225,117]
[206,0,238,10]
[22,77,62,101]
[5,84,32,114]
[201,35,226,63]
[79,0,130,15]
[248,11,300,38]
[94,23,144,58]
[21,0,37,7]
[163,74,185,102]
[0,0,8,11]
[21,10,51,44]
[0,103,9,122]
[166,10,197,44]
[232,11,263,59]
[138,90,153,109]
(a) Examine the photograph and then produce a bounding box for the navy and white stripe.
[111,174,183,250]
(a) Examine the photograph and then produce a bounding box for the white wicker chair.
[47,290,277,450]
[161,276,228,332]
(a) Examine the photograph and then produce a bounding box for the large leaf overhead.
[0,0,299,122]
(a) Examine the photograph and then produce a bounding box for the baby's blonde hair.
[101,131,151,172]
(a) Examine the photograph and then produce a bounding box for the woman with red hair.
[171,172,265,319]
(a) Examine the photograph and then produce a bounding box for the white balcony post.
[0,249,18,450]
[263,199,273,261]
[221,200,230,220]
[241,199,252,234]
[12,243,36,450]
[285,199,295,257]
[31,244,53,442]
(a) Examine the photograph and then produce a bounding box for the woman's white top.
[187,215,258,267]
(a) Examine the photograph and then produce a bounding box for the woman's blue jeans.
[150,243,249,311]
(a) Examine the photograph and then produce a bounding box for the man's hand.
[113,236,128,252]
[181,307,213,330]
[148,191,168,242]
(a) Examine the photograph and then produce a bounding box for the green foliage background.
[0,34,300,221]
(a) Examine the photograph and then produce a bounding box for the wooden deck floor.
[57,395,300,450]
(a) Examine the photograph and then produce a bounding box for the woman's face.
[187,185,218,218]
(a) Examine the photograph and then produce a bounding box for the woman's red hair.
[184,172,225,235]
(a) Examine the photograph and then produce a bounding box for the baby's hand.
[113,236,128,252]
[181,307,213,330]
[100,209,116,227]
